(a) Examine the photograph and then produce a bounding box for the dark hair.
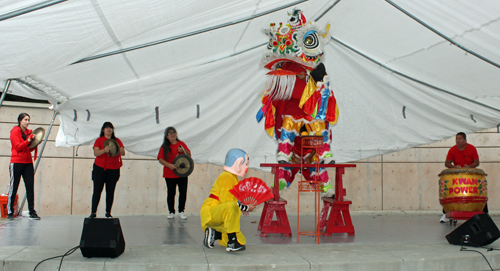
[162,126,179,157]
[17,113,30,140]
[99,122,116,139]
[456,132,466,140]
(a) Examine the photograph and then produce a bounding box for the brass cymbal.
[28,127,45,149]
[103,139,120,157]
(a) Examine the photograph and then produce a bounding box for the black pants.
[165,177,188,214]
[91,164,120,214]
[8,163,35,215]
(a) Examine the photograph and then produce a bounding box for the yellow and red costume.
[256,9,338,195]
[200,171,246,247]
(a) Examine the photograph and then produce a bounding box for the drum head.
[28,127,45,148]
[439,168,486,176]
[173,154,194,177]
[103,139,120,157]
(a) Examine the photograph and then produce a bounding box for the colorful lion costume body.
[256,9,338,196]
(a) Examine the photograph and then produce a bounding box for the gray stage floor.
[0,212,467,246]
[1,212,500,271]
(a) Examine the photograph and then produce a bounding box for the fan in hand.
[229,177,274,206]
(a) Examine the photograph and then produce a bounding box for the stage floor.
[0,212,499,271]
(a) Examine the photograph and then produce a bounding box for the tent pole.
[72,0,307,64]
[0,0,68,22]
[330,36,500,114]
[18,110,59,216]
[385,0,500,70]
[0,79,11,107]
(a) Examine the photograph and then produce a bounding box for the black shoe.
[29,213,41,220]
[6,214,14,220]
[89,213,96,219]
[226,234,246,252]
[105,212,113,218]
[226,240,246,252]
[204,228,215,248]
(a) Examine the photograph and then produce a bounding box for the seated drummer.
[444,132,479,169]
[440,132,484,223]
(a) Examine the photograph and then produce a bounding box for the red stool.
[258,199,292,237]
[319,197,355,236]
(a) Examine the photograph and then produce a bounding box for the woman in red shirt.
[8,113,40,220]
[89,122,125,218]
[157,127,191,220]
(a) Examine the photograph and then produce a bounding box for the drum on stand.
[438,168,487,213]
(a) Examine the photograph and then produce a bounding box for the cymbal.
[173,154,194,177]
[28,127,45,148]
[103,139,120,157]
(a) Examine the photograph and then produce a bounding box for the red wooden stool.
[319,197,355,236]
[258,199,292,237]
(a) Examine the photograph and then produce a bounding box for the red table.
[258,163,356,237]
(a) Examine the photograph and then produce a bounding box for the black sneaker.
[204,228,215,248]
[226,238,246,252]
[89,213,96,219]
[6,214,14,220]
[29,213,41,220]
[105,212,113,218]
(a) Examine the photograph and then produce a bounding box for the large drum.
[438,168,487,212]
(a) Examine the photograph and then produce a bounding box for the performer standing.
[157,127,191,220]
[8,113,40,220]
[440,132,482,223]
[89,122,125,218]
[201,148,255,252]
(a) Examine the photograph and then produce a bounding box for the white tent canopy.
[2,0,500,169]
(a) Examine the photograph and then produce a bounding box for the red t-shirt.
[93,136,124,170]
[157,141,190,178]
[446,144,479,167]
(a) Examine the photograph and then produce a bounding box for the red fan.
[229,177,274,206]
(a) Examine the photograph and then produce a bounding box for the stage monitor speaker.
[80,218,125,258]
[446,213,500,247]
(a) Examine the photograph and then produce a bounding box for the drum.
[438,168,487,212]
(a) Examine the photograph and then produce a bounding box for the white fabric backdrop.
[2,0,500,169]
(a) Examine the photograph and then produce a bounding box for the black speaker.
[80,218,125,258]
[446,213,500,246]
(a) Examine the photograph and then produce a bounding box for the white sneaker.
[167,213,175,219]
[179,212,187,220]
[440,214,449,223]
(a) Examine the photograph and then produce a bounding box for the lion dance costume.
[256,9,339,196]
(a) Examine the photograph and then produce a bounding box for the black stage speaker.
[446,213,500,246]
[80,218,125,258]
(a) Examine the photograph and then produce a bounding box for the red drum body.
[439,168,487,212]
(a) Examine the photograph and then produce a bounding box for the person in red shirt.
[445,132,480,168]
[441,132,483,223]
[157,127,191,220]
[89,122,125,219]
[8,113,40,220]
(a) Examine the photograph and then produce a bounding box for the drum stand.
[446,211,484,226]
[297,136,323,244]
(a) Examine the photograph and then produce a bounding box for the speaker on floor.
[446,213,500,247]
[80,218,125,258]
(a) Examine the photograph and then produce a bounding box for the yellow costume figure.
[200,171,246,247]
[201,148,254,252]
